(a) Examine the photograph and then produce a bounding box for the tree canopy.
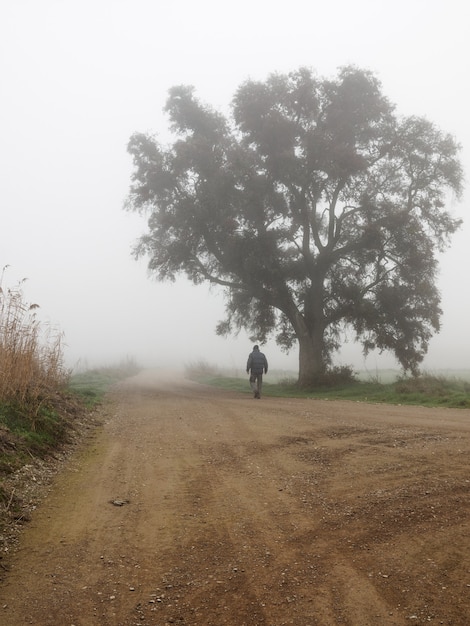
[126,67,463,384]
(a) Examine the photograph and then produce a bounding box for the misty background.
[1,0,468,374]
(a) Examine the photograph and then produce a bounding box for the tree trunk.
[295,274,327,386]
[297,327,326,387]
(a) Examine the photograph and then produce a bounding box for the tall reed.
[0,268,69,406]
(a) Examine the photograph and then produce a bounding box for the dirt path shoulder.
[1,369,470,625]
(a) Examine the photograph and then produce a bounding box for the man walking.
[246,345,268,399]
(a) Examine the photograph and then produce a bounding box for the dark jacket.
[246,348,268,374]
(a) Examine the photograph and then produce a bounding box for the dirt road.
[1,369,470,625]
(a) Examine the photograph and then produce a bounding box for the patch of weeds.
[392,375,470,408]
[0,401,68,458]
[69,361,141,406]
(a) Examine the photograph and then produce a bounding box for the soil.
[1,369,470,626]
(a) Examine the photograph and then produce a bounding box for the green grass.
[68,370,119,405]
[0,401,70,488]
[68,361,141,406]
[192,373,470,408]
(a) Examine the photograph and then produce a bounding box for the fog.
[1,0,468,374]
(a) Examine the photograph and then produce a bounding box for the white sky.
[1,0,468,374]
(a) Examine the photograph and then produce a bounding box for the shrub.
[0,268,69,408]
[395,374,463,396]
[185,360,220,379]
[298,365,358,388]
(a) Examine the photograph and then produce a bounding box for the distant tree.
[126,67,463,385]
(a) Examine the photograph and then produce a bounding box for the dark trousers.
[249,372,263,396]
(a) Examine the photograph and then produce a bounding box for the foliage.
[0,268,69,407]
[126,67,463,384]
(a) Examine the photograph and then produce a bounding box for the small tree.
[126,67,463,385]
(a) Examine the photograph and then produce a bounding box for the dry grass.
[0,268,69,407]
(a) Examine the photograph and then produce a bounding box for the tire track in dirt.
[177,407,402,625]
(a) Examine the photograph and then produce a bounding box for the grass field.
[185,362,470,409]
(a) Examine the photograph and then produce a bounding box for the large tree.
[126,67,463,385]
